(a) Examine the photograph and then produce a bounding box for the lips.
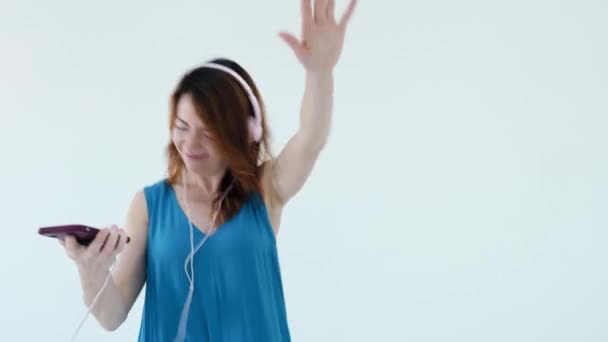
[185,153,208,160]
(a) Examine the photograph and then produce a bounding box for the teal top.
[137,179,291,341]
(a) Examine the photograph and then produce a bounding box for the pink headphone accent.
[202,62,263,142]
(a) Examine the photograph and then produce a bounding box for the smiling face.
[171,93,227,176]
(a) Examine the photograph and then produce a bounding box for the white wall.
[1,0,607,341]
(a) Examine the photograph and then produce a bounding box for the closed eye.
[175,116,211,136]
[175,117,189,130]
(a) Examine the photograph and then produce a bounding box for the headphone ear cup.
[248,117,262,142]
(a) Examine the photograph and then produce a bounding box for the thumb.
[278,32,305,60]
[64,235,83,255]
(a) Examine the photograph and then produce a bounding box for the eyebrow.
[176,116,209,132]
[176,116,189,125]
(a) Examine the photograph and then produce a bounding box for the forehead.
[176,93,205,127]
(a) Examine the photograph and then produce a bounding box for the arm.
[270,0,357,205]
[74,190,148,331]
[269,71,334,204]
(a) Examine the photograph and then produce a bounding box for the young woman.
[61,1,357,340]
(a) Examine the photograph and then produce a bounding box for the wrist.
[305,69,334,81]
[77,262,110,282]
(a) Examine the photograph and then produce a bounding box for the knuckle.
[102,246,114,256]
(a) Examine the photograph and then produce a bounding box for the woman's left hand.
[279,0,357,73]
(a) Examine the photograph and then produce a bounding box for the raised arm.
[270,0,357,205]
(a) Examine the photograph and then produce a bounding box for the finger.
[327,0,335,23]
[88,227,110,254]
[101,227,120,256]
[278,32,305,59]
[111,225,122,249]
[338,0,357,29]
[314,0,326,23]
[301,0,313,26]
[64,235,82,254]
[116,229,128,254]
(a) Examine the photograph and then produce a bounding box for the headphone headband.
[201,62,263,142]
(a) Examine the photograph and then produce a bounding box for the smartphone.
[38,224,131,246]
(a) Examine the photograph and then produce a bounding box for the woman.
[61,0,357,341]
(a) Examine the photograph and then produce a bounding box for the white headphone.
[200,62,263,142]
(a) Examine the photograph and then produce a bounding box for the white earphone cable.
[174,178,232,342]
[70,259,116,342]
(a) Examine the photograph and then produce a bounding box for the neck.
[181,169,225,197]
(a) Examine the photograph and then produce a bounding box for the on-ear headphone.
[200,62,263,143]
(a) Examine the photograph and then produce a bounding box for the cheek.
[171,129,187,148]
[206,141,222,157]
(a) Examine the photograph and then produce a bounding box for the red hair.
[166,58,273,225]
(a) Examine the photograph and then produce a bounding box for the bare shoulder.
[260,161,284,236]
[127,189,149,227]
[119,187,149,258]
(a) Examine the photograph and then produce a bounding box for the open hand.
[279,0,357,73]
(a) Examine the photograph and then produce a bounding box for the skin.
[61,0,357,331]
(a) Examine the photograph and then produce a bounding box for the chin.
[184,160,225,175]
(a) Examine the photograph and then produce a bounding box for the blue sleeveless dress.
[137,179,291,342]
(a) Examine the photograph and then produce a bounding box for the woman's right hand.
[60,224,129,273]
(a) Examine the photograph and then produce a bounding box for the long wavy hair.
[166,58,273,225]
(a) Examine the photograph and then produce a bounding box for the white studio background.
[1,0,607,341]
